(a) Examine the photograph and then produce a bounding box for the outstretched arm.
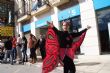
[47,21,60,35]
[71,25,91,38]
[71,28,87,38]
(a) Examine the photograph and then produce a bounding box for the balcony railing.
[17,10,31,22]
[17,11,30,19]
[31,0,50,16]
[31,0,49,11]
[16,0,50,22]
[17,3,31,22]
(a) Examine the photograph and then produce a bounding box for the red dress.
[42,27,86,73]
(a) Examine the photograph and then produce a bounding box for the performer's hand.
[47,21,54,28]
[87,25,91,30]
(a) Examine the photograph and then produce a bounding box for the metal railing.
[17,10,30,19]
[16,0,49,19]
[16,2,31,19]
[31,0,49,11]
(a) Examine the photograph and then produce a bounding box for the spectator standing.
[12,36,17,64]
[28,34,37,64]
[36,34,46,60]
[4,37,12,64]
[21,35,28,63]
[16,34,22,63]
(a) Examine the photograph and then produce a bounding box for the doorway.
[97,9,110,54]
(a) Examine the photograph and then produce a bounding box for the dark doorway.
[71,16,82,54]
[97,9,110,54]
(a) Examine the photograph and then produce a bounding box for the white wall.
[78,0,100,55]
[31,21,36,36]
[17,23,23,37]
[51,7,60,29]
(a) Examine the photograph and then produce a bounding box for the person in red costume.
[42,21,91,73]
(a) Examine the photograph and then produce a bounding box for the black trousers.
[22,50,28,62]
[40,49,46,60]
[63,55,76,73]
[30,48,37,60]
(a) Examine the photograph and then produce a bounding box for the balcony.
[48,0,69,6]
[31,1,50,16]
[17,11,31,22]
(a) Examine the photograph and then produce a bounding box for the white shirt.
[17,37,22,44]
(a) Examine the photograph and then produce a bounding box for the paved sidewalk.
[27,55,110,73]
[75,55,110,73]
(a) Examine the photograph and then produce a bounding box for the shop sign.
[0,26,14,36]
[93,0,110,10]
[58,5,80,21]
[35,16,51,28]
[22,23,31,32]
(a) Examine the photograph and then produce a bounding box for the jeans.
[10,48,17,65]
[4,50,11,62]
[22,49,28,62]
[12,48,17,60]
[4,50,13,64]
[16,46,22,61]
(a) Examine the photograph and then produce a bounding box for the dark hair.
[61,21,70,26]
[22,36,26,40]
[18,34,20,37]
[30,34,33,37]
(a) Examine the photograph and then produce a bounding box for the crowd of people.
[0,33,46,65]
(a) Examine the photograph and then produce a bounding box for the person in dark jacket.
[21,35,28,63]
[4,37,12,64]
[0,40,4,61]
[48,21,91,73]
[36,34,46,60]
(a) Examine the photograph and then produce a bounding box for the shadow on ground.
[76,62,101,66]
